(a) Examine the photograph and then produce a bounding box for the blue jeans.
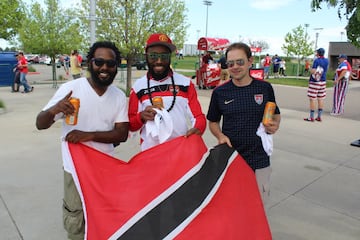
[20,73,32,92]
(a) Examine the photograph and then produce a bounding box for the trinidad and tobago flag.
[67,135,272,240]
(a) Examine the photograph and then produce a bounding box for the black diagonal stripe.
[117,144,235,240]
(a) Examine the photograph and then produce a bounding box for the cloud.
[250,0,295,10]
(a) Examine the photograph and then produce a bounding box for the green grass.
[172,56,199,71]
[267,78,333,88]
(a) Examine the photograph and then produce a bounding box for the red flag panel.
[68,135,271,240]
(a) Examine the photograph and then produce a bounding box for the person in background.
[63,54,70,78]
[217,54,229,84]
[15,52,34,93]
[263,54,272,79]
[36,41,129,240]
[202,51,213,65]
[272,54,281,78]
[304,48,329,122]
[331,54,352,116]
[77,52,83,68]
[11,63,21,92]
[206,42,281,207]
[128,33,206,151]
[178,49,184,59]
[70,50,82,79]
[279,59,286,77]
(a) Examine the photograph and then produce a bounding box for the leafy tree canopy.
[79,0,188,92]
[18,0,84,56]
[248,40,270,53]
[311,0,360,47]
[282,25,314,77]
[0,0,25,40]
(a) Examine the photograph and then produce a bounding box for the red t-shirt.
[264,56,271,67]
[18,56,28,74]
[77,55,83,66]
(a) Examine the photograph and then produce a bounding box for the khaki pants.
[63,171,85,240]
[255,166,272,209]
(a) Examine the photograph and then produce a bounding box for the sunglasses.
[226,59,246,68]
[91,58,117,68]
[147,53,171,61]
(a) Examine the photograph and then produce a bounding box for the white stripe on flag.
[164,151,238,240]
[109,148,212,240]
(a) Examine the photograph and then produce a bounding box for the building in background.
[182,44,198,56]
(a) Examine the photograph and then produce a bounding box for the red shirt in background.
[77,55,82,66]
[18,56,28,74]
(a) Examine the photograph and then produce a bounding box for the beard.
[89,64,117,87]
[147,60,171,80]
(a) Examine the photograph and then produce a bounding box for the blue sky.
[2,0,347,56]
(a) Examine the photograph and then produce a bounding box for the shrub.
[28,65,36,72]
[0,99,5,109]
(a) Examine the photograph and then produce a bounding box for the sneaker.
[304,117,314,122]
[22,87,34,93]
[315,117,322,122]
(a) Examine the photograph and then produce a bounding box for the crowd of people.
[260,53,286,78]
[20,32,354,239]
[34,34,282,239]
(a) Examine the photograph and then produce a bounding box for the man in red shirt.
[77,53,83,67]
[263,54,271,79]
[15,52,34,93]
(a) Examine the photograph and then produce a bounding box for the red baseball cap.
[146,33,176,52]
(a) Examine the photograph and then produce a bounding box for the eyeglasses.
[91,58,117,68]
[226,59,246,68]
[147,53,171,61]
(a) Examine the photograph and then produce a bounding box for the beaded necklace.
[147,75,176,112]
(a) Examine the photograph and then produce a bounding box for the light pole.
[90,0,96,45]
[304,23,309,40]
[203,0,212,37]
[314,27,323,51]
[340,31,345,41]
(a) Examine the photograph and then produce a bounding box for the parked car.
[39,56,48,64]
[44,57,61,68]
[130,55,147,70]
[133,60,147,70]
[28,55,40,64]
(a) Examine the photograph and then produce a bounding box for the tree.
[0,0,24,40]
[79,0,188,93]
[248,39,269,64]
[248,40,269,53]
[17,0,84,85]
[311,0,360,47]
[282,25,314,77]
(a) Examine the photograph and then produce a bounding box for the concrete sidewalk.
[0,79,360,239]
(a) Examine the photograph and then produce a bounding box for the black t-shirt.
[207,79,280,171]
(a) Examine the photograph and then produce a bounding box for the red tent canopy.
[197,37,230,51]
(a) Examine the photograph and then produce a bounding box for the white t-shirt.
[42,77,129,172]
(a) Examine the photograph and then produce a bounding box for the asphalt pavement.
[0,65,360,239]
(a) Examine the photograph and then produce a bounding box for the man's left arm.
[65,122,129,144]
[186,82,206,136]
